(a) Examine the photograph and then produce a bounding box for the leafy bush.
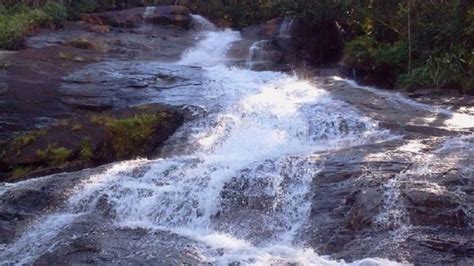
[398,48,469,91]
[42,2,68,23]
[397,66,431,90]
[0,3,67,49]
[374,41,408,72]
[343,36,380,71]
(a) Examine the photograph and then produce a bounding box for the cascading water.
[144,6,156,18]
[0,16,405,265]
[278,17,295,38]
[190,14,218,31]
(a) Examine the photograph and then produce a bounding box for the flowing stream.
[0,19,412,265]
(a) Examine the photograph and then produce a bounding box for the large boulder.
[241,17,344,66]
[0,104,184,182]
[80,5,191,29]
[247,40,284,71]
[0,83,7,95]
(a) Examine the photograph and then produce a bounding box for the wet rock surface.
[0,104,184,182]
[59,61,202,111]
[303,137,474,264]
[294,77,474,264]
[241,16,343,68]
[0,9,198,140]
[34,214,202,266]
[81,5,191,29]
[0,168,96,244]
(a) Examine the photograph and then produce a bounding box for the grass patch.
[91,113,164,158]
[12,130,47,149]
[107,114,162,157]
[79,138,93,160]
[36,145,72,165]
[12,166,32,179]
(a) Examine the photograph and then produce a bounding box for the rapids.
[2,16,472,265]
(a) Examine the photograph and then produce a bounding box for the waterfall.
[190,14,218,32]
[278,17,295,38]
[0,16,405,266]
[144,6,156,18]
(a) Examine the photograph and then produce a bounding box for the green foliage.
[67,0,99,19]
[12,130,47,149]
[341,0,472,93]
[37,145,73,165]
[106,114,161,157]
[274,0,349,26]
[0,3,68,49]
[77,0,99,13]
[398,48,470,91]
[12,166,32,179]
[184,0,278,28]
[79,138,93,160]
[344,36,380,69]
[91,113,163,158]
[374,42,407,71]
[397,66,431,90]
[42,2,68,23]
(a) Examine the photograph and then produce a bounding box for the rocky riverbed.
[0,5,473,266]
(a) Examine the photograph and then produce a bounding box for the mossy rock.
[0,104,183,182]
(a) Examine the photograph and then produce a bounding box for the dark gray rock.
[34,214,202,266]
[80,5,191,29]
[60,96,114,111]
[247,40,283,71]
[0,83,7,95]
[60,61,203,110]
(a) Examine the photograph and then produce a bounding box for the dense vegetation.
[0,0,472,93]
[195,0,474,93]
[0,2,67,49]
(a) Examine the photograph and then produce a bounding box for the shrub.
[42,2,68,24]
[0,3,67,49]
[397,66,431,90]
[343,36,380,71]
[398,48,469,91]
[374,41,408,73]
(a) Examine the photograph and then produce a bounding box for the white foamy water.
[144,6,156,17]
[190,14,218,31]
[278,17,295,37]
[0,17,405,265]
